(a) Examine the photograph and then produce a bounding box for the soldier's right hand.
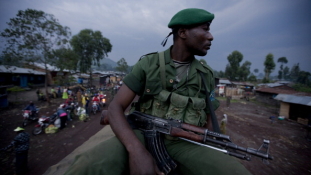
[129,146,164,175]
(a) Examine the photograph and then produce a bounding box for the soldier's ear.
[178,28,187,39]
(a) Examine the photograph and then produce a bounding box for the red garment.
[92,97,100,102]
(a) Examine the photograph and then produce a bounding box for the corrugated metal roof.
[0,65,45,75]
[93,70,111,75]
[256,87,296,94]
[219,79,232,84]
[231,81,254,86]
[258,83,283,88]
[32,62,69,72]
[274,94,311,106]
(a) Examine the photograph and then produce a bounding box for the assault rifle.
[100,110,273,175]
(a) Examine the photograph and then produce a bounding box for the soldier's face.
[185,24,213,56]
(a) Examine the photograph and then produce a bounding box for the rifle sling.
[199,71,221,133]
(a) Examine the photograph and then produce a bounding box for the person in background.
[65,97,74,121]
[57,86,62,98]
[36,89,41,101]
[81,93,86,108]
[92,94,100,111]
[220,114,228,134]
[76,89,82,106]
[62,87,68,100]
[68,88,72,96]
[23,101,38,119]
[57,104,68,129]
[84,94,90,115]
[226,96,232,107]
[1,127,30,175]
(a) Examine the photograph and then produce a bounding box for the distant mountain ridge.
[101,58,117,67]
[92,58,117,71]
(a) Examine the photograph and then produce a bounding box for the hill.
[92,58,117,71]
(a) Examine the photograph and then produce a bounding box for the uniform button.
[169,79,174,83]
[146,89,150,93]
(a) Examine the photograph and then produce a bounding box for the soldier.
[64,8,251,175]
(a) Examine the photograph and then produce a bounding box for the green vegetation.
[277,57,288,80]
[115,58,129,73]
[70,29,112,86]
[292,84,311,93]
[224,50,251,81]
[7,86,25,101]
[1,9,71,103]
[264,53,276,81]
[7,86,25,93]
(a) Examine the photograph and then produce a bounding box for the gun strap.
[159,51,166,90]
[199,71,221,133]
[134,51,166,112]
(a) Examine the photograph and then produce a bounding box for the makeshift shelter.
[274,94,311,125]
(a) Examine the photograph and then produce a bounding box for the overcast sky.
[0,0,310,75]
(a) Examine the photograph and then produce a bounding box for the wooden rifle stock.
[99,110,273,163]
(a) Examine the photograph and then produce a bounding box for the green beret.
[168,8,214,28]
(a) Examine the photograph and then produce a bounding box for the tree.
[238,61,251,81]
[290,63,300,82]
[224,50,244,81]
[115,58,129,73]
[254,69,259,74]
[263,53,276,81]
[1,9,71,103]
[248,74,257,82]
[283,66,290,80]
[70,29,112,86]
[277,57,288,80]
[53,48,79,85]
[53,48,79,72]
[215,70,225,78]
[296,71,311,85]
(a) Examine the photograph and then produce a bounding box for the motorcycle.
[22,109,40,127]
[99,94,107,107]
[32,113,59,135]
[92,101,99,115]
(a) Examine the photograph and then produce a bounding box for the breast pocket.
[184,97,206,126]
[140,80,162,114]
[152,90,171,118]
[166,92,189,121]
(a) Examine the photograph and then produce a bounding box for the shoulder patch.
[139,52,158,61]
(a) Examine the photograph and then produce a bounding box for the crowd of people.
[1,84,111,175]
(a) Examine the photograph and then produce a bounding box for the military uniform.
[64,8,252,175]
[125,46,218,126]
[64,48,251,175]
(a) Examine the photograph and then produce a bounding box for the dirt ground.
[0,87,109,175]
[0,88,310,175]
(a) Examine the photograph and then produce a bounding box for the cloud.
[0,0,310,72]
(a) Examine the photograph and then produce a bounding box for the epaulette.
[139,52,158,61]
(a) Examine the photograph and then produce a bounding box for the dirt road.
[1,89,310,175]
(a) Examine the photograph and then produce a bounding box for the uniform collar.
[162,46,209,74]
